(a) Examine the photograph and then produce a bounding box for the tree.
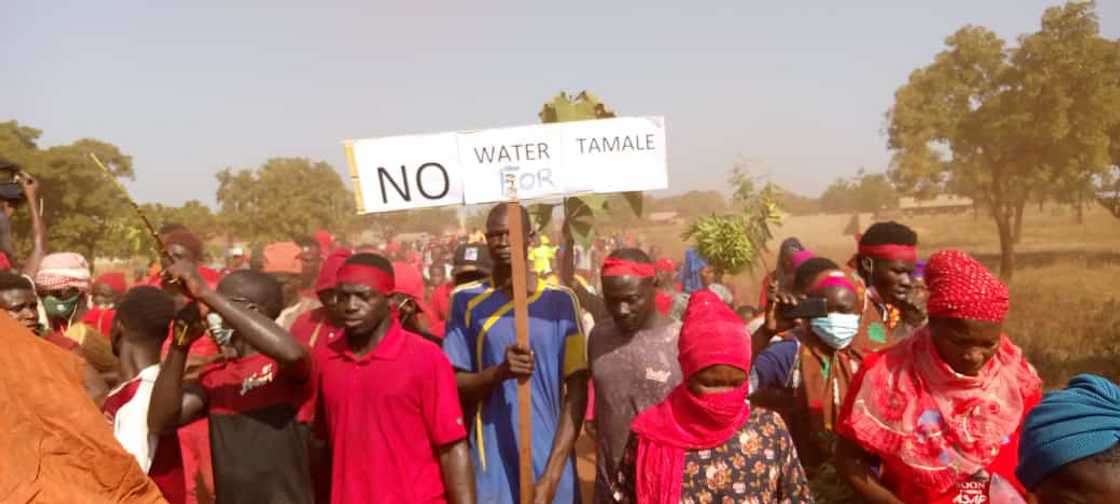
[1013,1,1120,226]
[0,121,134,261]
[215,158,356,244]
[682,166,781,279]
[887,1,1120,281]
[648,191,728,218]
[820,169,899,215]
[356,207,460,243]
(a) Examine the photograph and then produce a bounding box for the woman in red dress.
[835,249,1042,504]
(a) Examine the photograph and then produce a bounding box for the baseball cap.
[452,244,492,276]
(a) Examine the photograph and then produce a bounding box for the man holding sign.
[444,203,589,504]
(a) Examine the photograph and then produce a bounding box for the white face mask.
[809,313,861,349]
[206,312,233,346]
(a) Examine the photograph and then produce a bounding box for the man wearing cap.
[312,253,475,503]
[587,248,682,503]
[443,203,589,504]
[223,247,248,274]
[263,241,322,330]
[431,243,493,325]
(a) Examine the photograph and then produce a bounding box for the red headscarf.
[314,248,353,293]
[94,272,128,294]
[630,290,751,504]
[390,261,435,315]
[925,249,1009,322]
[314,230,335,256]
[654,258,675,274]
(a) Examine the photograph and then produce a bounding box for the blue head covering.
[678,249,707,293]
[1016,374,1120,490]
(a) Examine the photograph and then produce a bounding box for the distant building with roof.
[898,195,973,216]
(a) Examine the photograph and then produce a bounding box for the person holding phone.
[749,257,890,479]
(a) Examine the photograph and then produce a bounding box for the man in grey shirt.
[587,248,682,503]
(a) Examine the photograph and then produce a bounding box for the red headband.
[810,270,857,294]
[601,257,655,278]
[336,263,394,294]
[858,244,918,263]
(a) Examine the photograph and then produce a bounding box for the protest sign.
[344,133,464,213]
[342,116,666,213]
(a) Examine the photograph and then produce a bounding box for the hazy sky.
[3,1,1117,206]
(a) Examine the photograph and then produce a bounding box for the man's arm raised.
[148,305,208,434]
[163,261,308,376]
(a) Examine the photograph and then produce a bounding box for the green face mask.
[43,294,81,319]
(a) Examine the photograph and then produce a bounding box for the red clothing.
[159,330,222,504]
[654,292,672,316]
[315,321,467,503]
[838,348,1041,504]
[101,373,186,504]
[82,307,116,337]
[198,353,312,503]
[430,282,454,323]
[43,330,78,351]
[631,291,752,504]
[289,307,342,424]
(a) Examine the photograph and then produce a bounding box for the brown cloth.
[0,312,167,504]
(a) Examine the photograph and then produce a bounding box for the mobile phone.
[779,297,828,320]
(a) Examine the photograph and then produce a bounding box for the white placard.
[560,116,667,194]
[349,132,463,213]
[457,123,568,204]
[344,116,666,214]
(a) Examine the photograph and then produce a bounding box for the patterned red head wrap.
[601,257,655,279]
[925,249,1008,322]
[336,263,394,295]
[654,258,675,274]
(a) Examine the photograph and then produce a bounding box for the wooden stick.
[506,200,534,504]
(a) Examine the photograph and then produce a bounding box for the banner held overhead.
[343,116,667,213]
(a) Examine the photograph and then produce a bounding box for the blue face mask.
[810,313,861,349]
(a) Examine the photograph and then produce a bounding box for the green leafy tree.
[683,167,781,279]
[215,158,355,243]
[887,1,1120,280]
[0,121,133,260]
[820,169,898,214]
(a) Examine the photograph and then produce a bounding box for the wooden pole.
[505,201,534,503]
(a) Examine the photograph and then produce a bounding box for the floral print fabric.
[613,408,814,503]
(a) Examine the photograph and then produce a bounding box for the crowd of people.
[1,168,1118,504]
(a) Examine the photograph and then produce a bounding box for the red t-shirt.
[430,282,454,323]
[289,307,342,424]
[314,321,467,503]
[199,353,313,503]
